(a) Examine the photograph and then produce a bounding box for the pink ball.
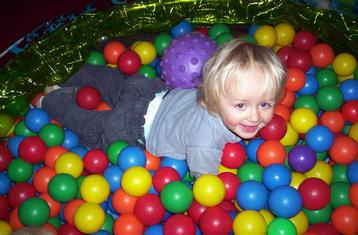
[287,48,313,72]
[76,86,101,110]
[293,30,316,51]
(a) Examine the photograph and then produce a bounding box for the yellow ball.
[289,210,309,235]
[193,174,225,207]
[274,23,295,46]
[290,108,318,134]
[80,174,110,204]
[133,41,157,65]
[304,160,333,184]
[74,202,105,234]
[290,172,306,190]
[55,152,83,177]
[348,122,358,142]
[0,220,12,235]
[131,40,143,50]
[121,166,152,197]
[259,209,275,224]
[218,164,238,175]
[233,210,267,235]
[254,25,277,47]
[332,53,357,76]
[337,74,354,83]
[280,123,299,146]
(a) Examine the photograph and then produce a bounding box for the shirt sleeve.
[186,146,223,178]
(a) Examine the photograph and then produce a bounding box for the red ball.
[298,178,330,210]
[329,135,358,165]
[218,172,241,201]
[259,114,287,140]
[287,48,313,72]
[307,222,339,235]
[83,148,109,174]
[103,41,126,65]
[194,27,209,36]
[285,68,307,92]
[0,196,9,219]
[199,206,232,235]
[76,86,102,110]
[8,182,36,208]
[152,166,180,192]
[32,167,56,193]
[163,214,196,235]
[18,136,47,164]
[331,205,358,235]
[319,111,345,133]
[0,141,13,171]
[293,30,316,51]
[221,142,246,168]
[276,46,293,66]
[218,200,237,213]
[257,140,286,167]
[187,200,207,224]
[58,223,83,235]
[113,214,144,235]
[310,43,335,68]
[349,183,358,208]
[134,194,165,226]
[341,100,358,123]
[117,50,141,75]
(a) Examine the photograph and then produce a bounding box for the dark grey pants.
[42,64,168,149]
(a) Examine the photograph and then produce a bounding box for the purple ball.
[160,33,217,88]
[288,145,317,173]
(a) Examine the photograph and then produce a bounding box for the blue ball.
[236,181,268,211]
[24,108,50,132]
[246,138,264,162]
[306,125,334,152]
[248,24,260,36]
[103,165,123,193]
[171,20,193,39]
[70,146,89,158]
[117,146,146,171]
[7,135,25,157]
[92,231,111,235]
[298,73,319,95]
[306,66,316,75]
[62,129,79,149]
[263,164,291,190]
[347,160,358,184]
[340,79,358,101]
[268,186,302,218]
[160,156,188,178]
[144,224,163,235]
[0,173,10,195]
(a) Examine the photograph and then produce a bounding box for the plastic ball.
[290,108,317,134]
[304,160,333,184]
[331,205,358,235]
[7,158,33,183]
[237,161,264,183]
[347,160,358,183]
[257,140,286,167]
[254,25,277,47]
[134,194,165,226]
[303,204,332,224]
[316,85,344,111]
[160,157,188,178]
[0,113,15,137]
[76,86,102,110]
[18,136,47,164]
[288,211,309,235]
[218,172,240,201]
[319,111,345,133]
[117,146,147,171]
[208,23,230,39]
[8,182,36,208]
[161,181,193,213]
[48,173,78,203]
[139,65,157,79]
[298,73,319,95]
[342,100,358,123]
[233,210,267,235]
[277,46,293,66]
[294,95,320,114]
[298,178,330,210]
[268,186,302,218]
[55,152,83,177]
[305,125,334,152]
[340,79,358,101]
[14,120,35,137]
[32,167,55,193]
[268,218,297,235]
[332,53,357,76]
[163,214,195,235]
[171,20,193,38]
[221,142,246,168]
[103,41,126,65]
[215,32,234,45]
[121,166,152,197]
[193,174,225,207]
[154,33,172,56]
[144,150,160,171]
[246,138,263,163]
[287,48,313,72]
[18,197,50,227]
[133,41,157,65]
[329,135,358,165]
[83,148,109,174]
[263,164,291,190]
[316,68,337,87]
[152,166,180,192]
[106,140,129,165]
[111,188,137,214]
[74,202,105,234]
[160,33,216,88]
[63,199,84,225]
[350,182,358,208]
[80,174,110,204]
[113,214,144,235]
[293,30,316,51]
[199,206,232,235]
[259,114,287,140]
[0,220,12,235]
[274,23,295,46]
[187,199,207,224]
[62,129,79,149]
[0,142,13,172]
[87,51,106,65]
[39,123,64,147]
[44,145,67,168]
[117,50,142,75]
[310,43,335,68]
[236,181,268,211]
[24,108,50,132]
[330,182,351,208]
[103,165,123,193]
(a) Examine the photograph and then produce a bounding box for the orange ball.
[350,183,358,209]
[111,188,138,214]
[96,102,112,111]
[113,214,144,235]
[32,167,56,193]
[9,208,23,230]
[331,205,358,235]
[40,193,62,218]
[319,111,345,133]
[274,104,291,122]
[278,89,296,108]
[286,68,306,92]
[44,146,68,168]
[257,140,286,167]
[103,41,126,65]
[42,223,58,235]
[145,150,161,171]
[64,199,84,225]
[310,43,335,68]
[329,135,358,165]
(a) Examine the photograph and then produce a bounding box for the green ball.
[161,181,193,213]
[332,164,348,183]
[237,162,263,183]
[87,51,106,65]
[48,216,61,229]
[330,182,351,208]
[48,173,78,202]
[4,96,29,116]
[14,120,36,137]
[316,151,328,161]
[303,204,332,224]
[316,85,343,111]
[240,34,257,44]
[208,23,230,39]
[139,65,157,79]
[215,32,234,46]
[7,158,33,182]
[76,175,85,199]
[183,171,195,184]
[106,140,129,165]
[353,66,358,79]
[268,218,297,235]
[39,123,65,147]
[343,124,351,135]
[18,197,50,226]
[294,95,320,114]
[0,113,15,137]
[154,33,172,56]
[101,214,114,234]
[316,68,337,87]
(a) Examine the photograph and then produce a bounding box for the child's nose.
[248,107,261,122]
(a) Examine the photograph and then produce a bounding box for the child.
[41,39,286,177]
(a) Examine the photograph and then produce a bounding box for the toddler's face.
[217,69,276,139]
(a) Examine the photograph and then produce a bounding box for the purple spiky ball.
[160,33,217,89]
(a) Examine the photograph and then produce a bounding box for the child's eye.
[235,103,246,109]
[260,102,273,109]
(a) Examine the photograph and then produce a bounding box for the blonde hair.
[198,39,286,114]
[10,227,55,235]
